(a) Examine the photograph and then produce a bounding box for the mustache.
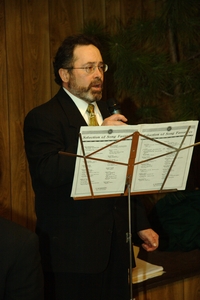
[88,79,103,89]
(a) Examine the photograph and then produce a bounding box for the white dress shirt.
[63,88,103,125]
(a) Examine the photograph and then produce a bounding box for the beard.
[68,75,103,103]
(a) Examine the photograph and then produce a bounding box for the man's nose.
[93,66,103,78]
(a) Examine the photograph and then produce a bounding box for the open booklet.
[70,120,198,199]
[132,246,164,284]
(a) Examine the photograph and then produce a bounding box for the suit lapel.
[97,100,111,119]
[56,87,111,127]
[56,88,87,128]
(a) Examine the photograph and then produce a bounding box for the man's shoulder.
[26,88,65,112]
[24,88,71,122]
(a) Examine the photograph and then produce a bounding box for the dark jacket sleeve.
[131,196,151,233]
[24,101,77,188]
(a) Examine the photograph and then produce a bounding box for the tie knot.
[87,104,95,114]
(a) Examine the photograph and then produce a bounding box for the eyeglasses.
[65,63,108,74]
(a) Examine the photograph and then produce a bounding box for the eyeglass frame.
[64,63,108,74]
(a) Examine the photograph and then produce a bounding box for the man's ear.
[59,68,70,83]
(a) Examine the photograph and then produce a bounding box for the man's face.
[62,45,104,103]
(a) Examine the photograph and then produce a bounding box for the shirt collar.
[63,87,103,125]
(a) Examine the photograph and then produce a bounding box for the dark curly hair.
[53,34,102,86]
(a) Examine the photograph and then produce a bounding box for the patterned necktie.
[87,104,99,126]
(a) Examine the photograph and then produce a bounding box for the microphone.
[107,98,121,114]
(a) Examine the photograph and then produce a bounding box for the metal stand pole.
[126,182,133,300]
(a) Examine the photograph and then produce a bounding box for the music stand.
[59,121,199,300]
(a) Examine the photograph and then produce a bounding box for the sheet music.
[71,127,138,197]
[70,121,198,199]
[132,122,198,192]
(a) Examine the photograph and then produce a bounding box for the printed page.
[71,126,139,198]
[131,121,198,192]
[70,121,198,199]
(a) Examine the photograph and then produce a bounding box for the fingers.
[141,240,158,252]
[138,229,159,252]
[102,114,128,126]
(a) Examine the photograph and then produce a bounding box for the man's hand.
[137,229,159,252]
[102,114,128,126]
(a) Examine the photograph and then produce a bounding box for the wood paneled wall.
[1,1,200,299]
[134,275,200,300]
[1,0,157,230]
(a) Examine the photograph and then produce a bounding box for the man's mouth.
[92,84,102,91]
[90,81,103,91]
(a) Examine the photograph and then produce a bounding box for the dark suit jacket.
[24,87,150,274]
[0,217,43,300]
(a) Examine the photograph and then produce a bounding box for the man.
[24,34,158,300]
[0,216,43,299]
